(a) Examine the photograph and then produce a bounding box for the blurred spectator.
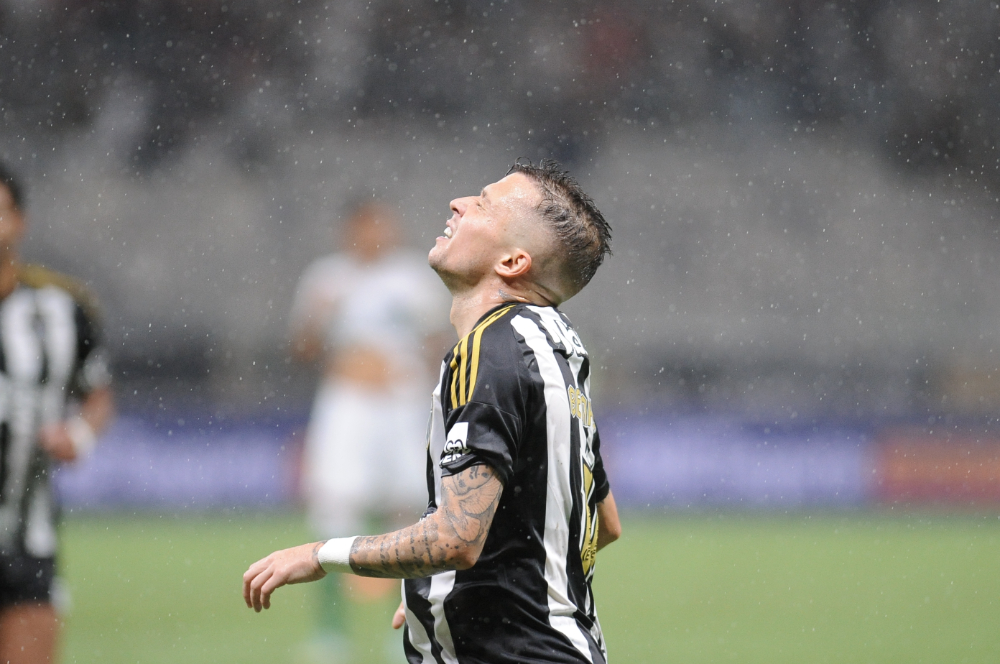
[288,199,450,661]
[1,0,998,423]
[1,0,995,179]
[0,162,114,664]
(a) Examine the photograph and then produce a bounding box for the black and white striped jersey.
[403,303,610,664]
[0,265,110,557]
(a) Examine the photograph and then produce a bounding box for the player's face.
[0,184,25,260]
[429,173,540,288]
[344,204,399,262]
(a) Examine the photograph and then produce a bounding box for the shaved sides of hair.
[507,159,612,298]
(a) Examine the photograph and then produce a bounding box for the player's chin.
[428,245,448,270]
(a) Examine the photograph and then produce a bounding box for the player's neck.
[449,281,543,338]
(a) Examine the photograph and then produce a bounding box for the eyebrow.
[480,187,491,207]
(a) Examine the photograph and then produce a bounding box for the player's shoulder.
[474,303,578,343]
[446,304,524,410]
[18,263,101,320]
[301,253,349,278]
[446,304,520,376]
[456,302,584,361]
[508,305,588,359]
[470,302,524,348]
[471,304,556,375]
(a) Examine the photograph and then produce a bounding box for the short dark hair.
[0,162,25,211]
[507,158,612,295]
[341,192,381,220]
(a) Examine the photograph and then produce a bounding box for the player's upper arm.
[70,296,111,396]
[433,309,523,567]
[439,307,526,484]
[435,462,504,569]
[596,491,621,551]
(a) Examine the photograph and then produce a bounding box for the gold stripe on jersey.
[449,338,465,409]
[449,305,514,409]
[457,335,468,407]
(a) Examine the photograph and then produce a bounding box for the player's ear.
[495,248,532,280]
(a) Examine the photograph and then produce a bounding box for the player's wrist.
[66,415,97,458]
[316,536,358,574]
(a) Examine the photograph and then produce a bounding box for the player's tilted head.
[0,161,25,213]
[507,158,612,299]
[430,158,610,310]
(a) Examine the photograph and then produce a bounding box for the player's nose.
[449,197,471,217]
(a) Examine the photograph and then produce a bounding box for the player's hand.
[243,542,327,612]
[392,601,406,629]
[38,423,77,462]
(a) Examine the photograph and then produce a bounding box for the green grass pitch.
[57,511,1000,663]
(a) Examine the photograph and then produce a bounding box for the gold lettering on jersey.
[570,381,599,577]
[581,463,599,577]
[550,315,587,358]
[566,386,594,428]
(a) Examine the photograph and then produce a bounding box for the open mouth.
[443,226,453,238]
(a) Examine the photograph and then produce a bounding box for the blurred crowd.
[1,0,998,177]
[1,0,998,422]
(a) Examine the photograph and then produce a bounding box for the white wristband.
[66,416,97,458]
[317,536,358,574]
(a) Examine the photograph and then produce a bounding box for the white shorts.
[302,381,430,537]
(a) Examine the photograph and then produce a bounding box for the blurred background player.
[288,199,450,661]
[0,163,114,664]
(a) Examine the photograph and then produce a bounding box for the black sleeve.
[439,322,524,486]
[591,428,610,503]
[72,302,111,394]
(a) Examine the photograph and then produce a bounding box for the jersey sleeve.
[591,428,610,503]
[439,312,524,486]
[18,265,111,395]
[72,300,111,394]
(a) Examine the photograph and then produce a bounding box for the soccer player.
[0,163,114,664]
[244,160,620,663]
[288,200,449,658]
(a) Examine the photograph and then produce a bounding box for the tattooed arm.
[243,463,503,611]
[350,462,503,577]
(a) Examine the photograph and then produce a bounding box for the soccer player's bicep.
[438,463,503,557]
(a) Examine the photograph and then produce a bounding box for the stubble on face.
[429,174,543,286]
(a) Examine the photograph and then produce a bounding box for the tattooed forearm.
[310,541,325,572]
[348,464,503,578]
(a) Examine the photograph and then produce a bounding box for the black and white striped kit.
[403,303,610,664]
[0,269,108,557]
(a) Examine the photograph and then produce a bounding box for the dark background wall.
[1,0,998,422]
